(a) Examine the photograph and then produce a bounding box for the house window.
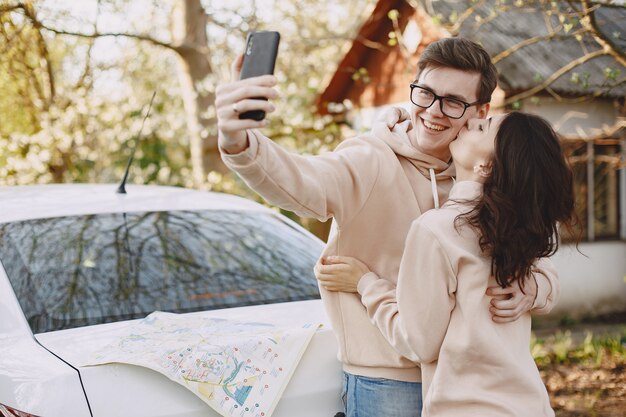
[562,139,624,241]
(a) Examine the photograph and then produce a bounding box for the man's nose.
[426,98,445,117]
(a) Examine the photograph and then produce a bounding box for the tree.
[0,0,376,188]
[0,0,378,239]
[0,0,191,185]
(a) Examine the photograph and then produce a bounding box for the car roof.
[0,184,273,223]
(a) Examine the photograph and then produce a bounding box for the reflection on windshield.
[0,210,322,333]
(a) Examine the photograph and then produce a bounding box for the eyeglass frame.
[409,83,484,119]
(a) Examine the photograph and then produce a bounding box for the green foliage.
[0,19,190,186]
[449,10,459,24]
[0,12,44,136]
[568,71,592,89]
[531,329,626,367]
[0,0,376,194]
[603,67,621,81]
[351,67,371,83]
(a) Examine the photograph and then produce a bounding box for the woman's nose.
[467,118,481,130]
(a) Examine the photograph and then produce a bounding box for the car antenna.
[116,91,157,194]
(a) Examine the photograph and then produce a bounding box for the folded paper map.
[80,311,320,417]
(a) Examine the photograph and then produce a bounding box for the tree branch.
[0,21,27,56]
[74,41,95,91]
[13,2,55,107]
[0,4,22,14]
[448,0,489,34]
[39,25,179,52]
[504,48,606,105]
[9,1,180,53]
[492,28,589,64]
[546,85,598,103]
[560,118,626,141]
[581,0,626,68]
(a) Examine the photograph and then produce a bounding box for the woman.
[315,112,575,417]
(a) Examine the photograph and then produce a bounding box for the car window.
[0,210,323,334]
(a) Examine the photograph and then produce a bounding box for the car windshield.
[0,210,323,334]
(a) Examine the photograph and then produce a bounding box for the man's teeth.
[423,119,446,131]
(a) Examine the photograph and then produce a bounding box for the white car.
[0,184,342,417]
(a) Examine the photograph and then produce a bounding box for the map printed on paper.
[81,312,320,417]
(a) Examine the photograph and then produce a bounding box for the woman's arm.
[361,219,456,363]
[315,219,457,364]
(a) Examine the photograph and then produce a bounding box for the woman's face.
[449,114,506,173]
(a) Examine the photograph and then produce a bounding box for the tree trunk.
[171,0,225,188]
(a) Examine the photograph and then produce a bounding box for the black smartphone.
[239,31,280,121]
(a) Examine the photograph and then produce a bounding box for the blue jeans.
[342,372,422,417]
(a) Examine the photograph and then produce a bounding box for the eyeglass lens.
[411,86,468,119]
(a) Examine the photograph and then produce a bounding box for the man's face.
[411,66,489,161]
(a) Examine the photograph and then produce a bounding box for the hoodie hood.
[372,119,456,180]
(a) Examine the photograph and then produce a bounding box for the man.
[215,38,559,417]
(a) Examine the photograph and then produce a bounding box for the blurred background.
[1,1,624,415]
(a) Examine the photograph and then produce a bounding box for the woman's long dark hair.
[457,112,576,288]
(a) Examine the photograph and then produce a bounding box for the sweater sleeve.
[530,257,560,314]
[220,129,381,225]
[357,219,457,364]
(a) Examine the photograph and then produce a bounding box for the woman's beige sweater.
[358,181,556,416]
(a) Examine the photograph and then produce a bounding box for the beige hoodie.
[220,121,558,382]
[358,181,556,416]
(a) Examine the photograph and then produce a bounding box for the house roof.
[429,0,626,98]
[318,0,625,112]
[316,0,448,113]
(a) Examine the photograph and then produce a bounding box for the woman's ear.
[473,162,492,178]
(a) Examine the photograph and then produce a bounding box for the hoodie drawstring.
[429,168,440,209]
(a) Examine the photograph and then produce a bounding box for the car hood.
[35,300,342,417]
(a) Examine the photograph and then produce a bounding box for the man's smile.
[421,118,448,132]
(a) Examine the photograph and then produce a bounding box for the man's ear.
[473,162,492,178]
[477,103,490,119]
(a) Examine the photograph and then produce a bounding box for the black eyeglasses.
[409,84,482,119]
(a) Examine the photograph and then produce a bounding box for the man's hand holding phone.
[216,31,280,155]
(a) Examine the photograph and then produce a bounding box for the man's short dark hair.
[417,38,498,104]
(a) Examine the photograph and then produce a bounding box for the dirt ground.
[534,318,625,417]
[542,357,625,416]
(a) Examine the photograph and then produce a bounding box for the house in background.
[317,0,626,320]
